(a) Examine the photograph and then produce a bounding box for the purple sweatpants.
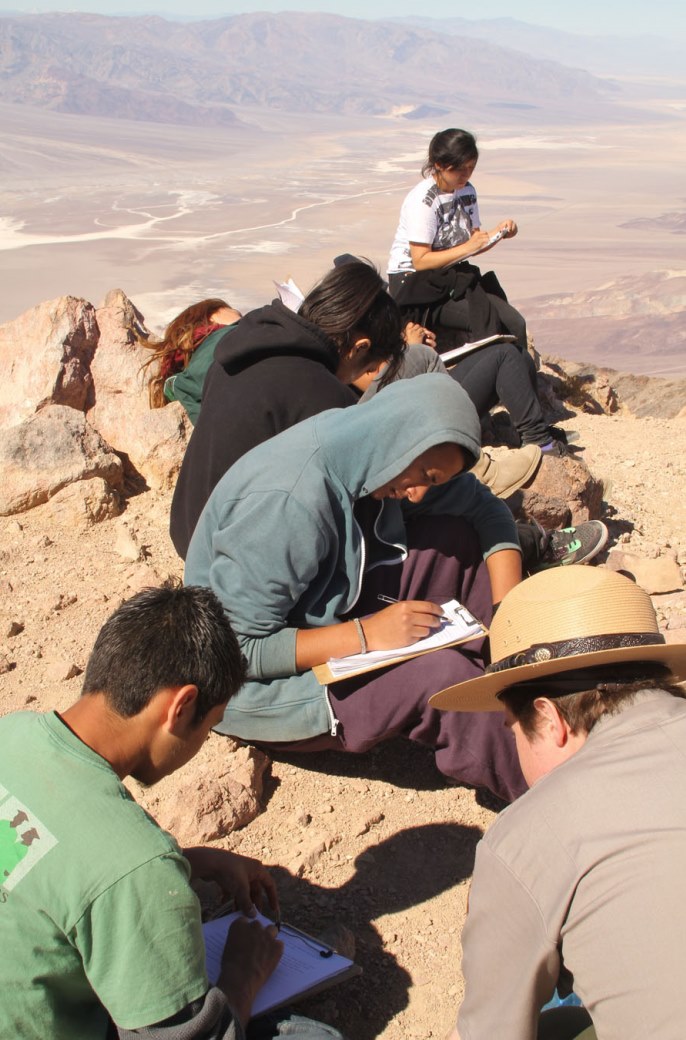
[262,516,525,803]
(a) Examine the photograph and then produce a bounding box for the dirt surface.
[1,406,685,1039]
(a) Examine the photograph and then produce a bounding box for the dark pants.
[449,342,550,446]
[537,1007,595,1040]
[515,519,552,575]
[258,517,526,804]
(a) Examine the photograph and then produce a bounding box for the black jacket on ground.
[170,300,355,559]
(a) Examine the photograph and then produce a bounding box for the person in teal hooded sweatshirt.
[185,373,526,801]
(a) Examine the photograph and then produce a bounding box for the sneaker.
[536,520,609,570]
[548,426,581,446]
[541,439,570,458]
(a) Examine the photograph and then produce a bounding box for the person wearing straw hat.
[431,566,686,1040]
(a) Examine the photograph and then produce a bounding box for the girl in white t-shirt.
[388,129,518,272]
[388,127,522,340]
[388,129,571,456]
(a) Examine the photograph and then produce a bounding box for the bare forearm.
[218,919,283,1031]
[411,241,478,270]
[295,601,445,670]
[295,620,365,670]
[216,970,253,1032]
[486,548,522,607]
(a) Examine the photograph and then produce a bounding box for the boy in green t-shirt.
[0,583,342,1040]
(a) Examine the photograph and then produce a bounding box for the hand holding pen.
[219,916,284,1028]
[361,594,443,650]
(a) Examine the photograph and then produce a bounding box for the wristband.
[352,617,367,654]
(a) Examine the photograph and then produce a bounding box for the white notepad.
[203,910,360,1017]
[324,598,485,679]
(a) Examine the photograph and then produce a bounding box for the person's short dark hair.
[500,668,686,738]
[81,582,245,723]
[299,259,405,382]
[422,128,479,178]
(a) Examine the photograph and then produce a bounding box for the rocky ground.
[2,390,685,1038]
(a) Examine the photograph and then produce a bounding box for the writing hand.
[183,846,280,919]
[497,219,518,239]
[469,229,492,252]
[363,600,444,650]
[219,916,284,1027]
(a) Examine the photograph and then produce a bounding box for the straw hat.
[430,566,686,713]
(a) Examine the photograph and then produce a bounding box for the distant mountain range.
[0,11,652,128]
[391,16,686,79]
[521,272,686,379]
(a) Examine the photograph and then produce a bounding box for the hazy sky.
[2,0,684,39]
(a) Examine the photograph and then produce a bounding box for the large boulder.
[509,453,604,528]
[87,289,191,490]
[606,550,683,595]
[138,737,270,843]
[0,296,98,427]
[0,405,124,515]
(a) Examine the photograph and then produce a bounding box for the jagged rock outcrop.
[0,295,98,427]
[537,357,620,417]
[87,290,192,491]
[0,290,192,514]
[547,361,686,421]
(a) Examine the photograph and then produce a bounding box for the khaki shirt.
[458,690,686,1039]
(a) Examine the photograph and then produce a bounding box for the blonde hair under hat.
[430,566,686,714]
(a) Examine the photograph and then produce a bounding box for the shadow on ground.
[266,735,455,793]
[269,820,483,1039]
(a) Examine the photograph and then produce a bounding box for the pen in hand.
[378,593,449,622]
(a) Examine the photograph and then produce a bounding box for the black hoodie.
[170,300,355,559]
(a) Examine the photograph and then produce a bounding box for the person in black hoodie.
[170,261,405,559]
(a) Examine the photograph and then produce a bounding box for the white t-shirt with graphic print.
[388,178,481,274]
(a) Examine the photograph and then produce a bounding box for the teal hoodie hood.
[315,372,482,498]
[185,373,517,743]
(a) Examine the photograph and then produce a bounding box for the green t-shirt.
[0,711,209,1039]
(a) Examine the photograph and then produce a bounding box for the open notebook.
[440,333,516,365]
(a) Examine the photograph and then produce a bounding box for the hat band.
[486,632,666,674]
